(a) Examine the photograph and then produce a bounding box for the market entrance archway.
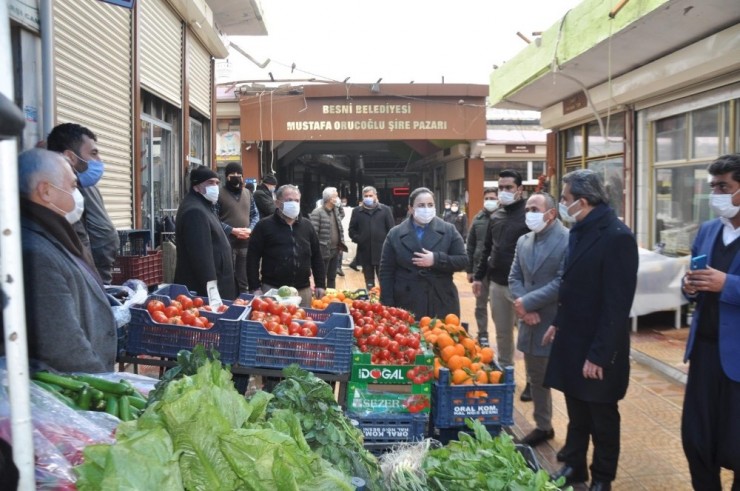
[238,83,488,221]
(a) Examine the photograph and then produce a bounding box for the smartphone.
[690,254,707,270]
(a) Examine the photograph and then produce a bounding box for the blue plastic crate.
[126,295,248,364]
[348,412,428,449]
[152,284,253,307]
[237,314,353,373]
[431,366,515,428]
[303,302,350,322]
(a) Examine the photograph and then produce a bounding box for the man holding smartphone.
[682,153,740,490]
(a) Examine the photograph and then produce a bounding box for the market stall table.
[629,248,690,332]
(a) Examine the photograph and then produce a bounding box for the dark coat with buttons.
[379,216,468,319]
[544,205,638,403]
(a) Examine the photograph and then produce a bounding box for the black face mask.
[227,176,243,190]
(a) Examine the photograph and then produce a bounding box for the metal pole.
[40,0,54,137]
[0,1,37,488]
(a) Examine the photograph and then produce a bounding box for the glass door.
[140,116,176,247]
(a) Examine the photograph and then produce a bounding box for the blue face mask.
[77,158,105,188]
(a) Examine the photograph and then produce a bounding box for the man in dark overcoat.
[174,166,236,300]
[379,187,467,318]
[349,185,395,289]
[543,169,638,491]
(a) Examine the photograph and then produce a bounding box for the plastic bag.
[263,288,302,306]
[0,360,158,489]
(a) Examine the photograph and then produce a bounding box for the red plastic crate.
[111,250,163,286]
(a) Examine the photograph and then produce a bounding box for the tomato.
[354,326,362,338]
[288,322,301,335]
[176,294,194,310]
[169,300,183,312]
[300,327,313,337]
[181,311,196,326]
[164,306,180,318]
[184,307,200,318]
[286,304,298,315]
[279,311,292,325]
[200,305,212,312]
[268,302,284,316]
[151,310,168,324]
[192,317,206,329]
[265,321,279,333]
[295,308,306,320]
[251,297,266,312]
[303,321,318,337]
[146,300,165,315]
[192,296,204,308]
[168,316,182,325]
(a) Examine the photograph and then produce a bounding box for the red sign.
[392,187,410,196]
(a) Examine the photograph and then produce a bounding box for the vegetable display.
[267,365,384,489]
[379,419,568,491]
[248,296,321,337]
[74,359,356,490]
[350,300,422,365]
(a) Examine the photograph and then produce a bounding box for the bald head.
[18,148,71,198]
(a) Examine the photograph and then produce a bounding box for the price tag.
[206,280,223,308]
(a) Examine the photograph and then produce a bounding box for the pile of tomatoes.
[249,296,319,337]
[350,300,425,365]
[145,294,224,329]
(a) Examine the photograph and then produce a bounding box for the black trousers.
[563,394,621,482]
[682,338,740,491]
[362,263,380,289]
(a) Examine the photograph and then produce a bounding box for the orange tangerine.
[436,333,454,349]
[419,316,432,328]
[440,345,458,362]
[444,313,460,326]
[488,370,503,384]
[475,370,489,384]
[479,347,494,364]
[446,355,464,371]
[452,368,470,385]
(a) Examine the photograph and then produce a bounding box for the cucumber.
[34,372,88,391]
[119,395,132,421]
[128,396,146,410]
[73,375,133,395]
[105,395,119,418]
[76,388,92,410]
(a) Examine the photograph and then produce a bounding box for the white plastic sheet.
[630,248,689,319]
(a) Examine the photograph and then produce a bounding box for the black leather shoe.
[519,428,554,447]
[589,481,611,491]
[336,269,345,276]
[556,447,568,461]
[348,261,360,271]
[520,383,532,402]
[550,465,588,486]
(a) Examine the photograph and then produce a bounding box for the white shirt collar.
[719,217,740,245]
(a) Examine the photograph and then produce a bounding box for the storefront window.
[692,105,720,159]
[565,127,583,159]
[588,157,625,219]
[587,114,624,157]
[655,114,687,162]
[190,117,205,165]
[654,164,709,256]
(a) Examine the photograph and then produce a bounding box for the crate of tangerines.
[421,314,515,429]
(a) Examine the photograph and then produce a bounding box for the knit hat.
[190,166,218,186]
[224,163,243,176]
[262,174,278,185]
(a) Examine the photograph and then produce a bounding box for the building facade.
[489,0,740,256]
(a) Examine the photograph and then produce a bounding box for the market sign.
[239,94,486,142]
[505,144,535,154]
[9,0,39,31]
[562,91,587,114]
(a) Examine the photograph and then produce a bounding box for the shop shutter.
[188,34,212,118]
[140,0,183,107]
[54,0,133,229]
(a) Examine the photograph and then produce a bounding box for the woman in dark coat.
[379,187,468,319]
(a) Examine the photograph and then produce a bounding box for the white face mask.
[558,200,582,223]
[414,207,436,224]
[333,197,341,207]
[450,206,459,213]
[282,201,300,219]
[483,199,499,212]
[709,189,740,218]
[525,211,548,233]
[203,185,219,203]
[498,190,516,206]
[50,184,85,224]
